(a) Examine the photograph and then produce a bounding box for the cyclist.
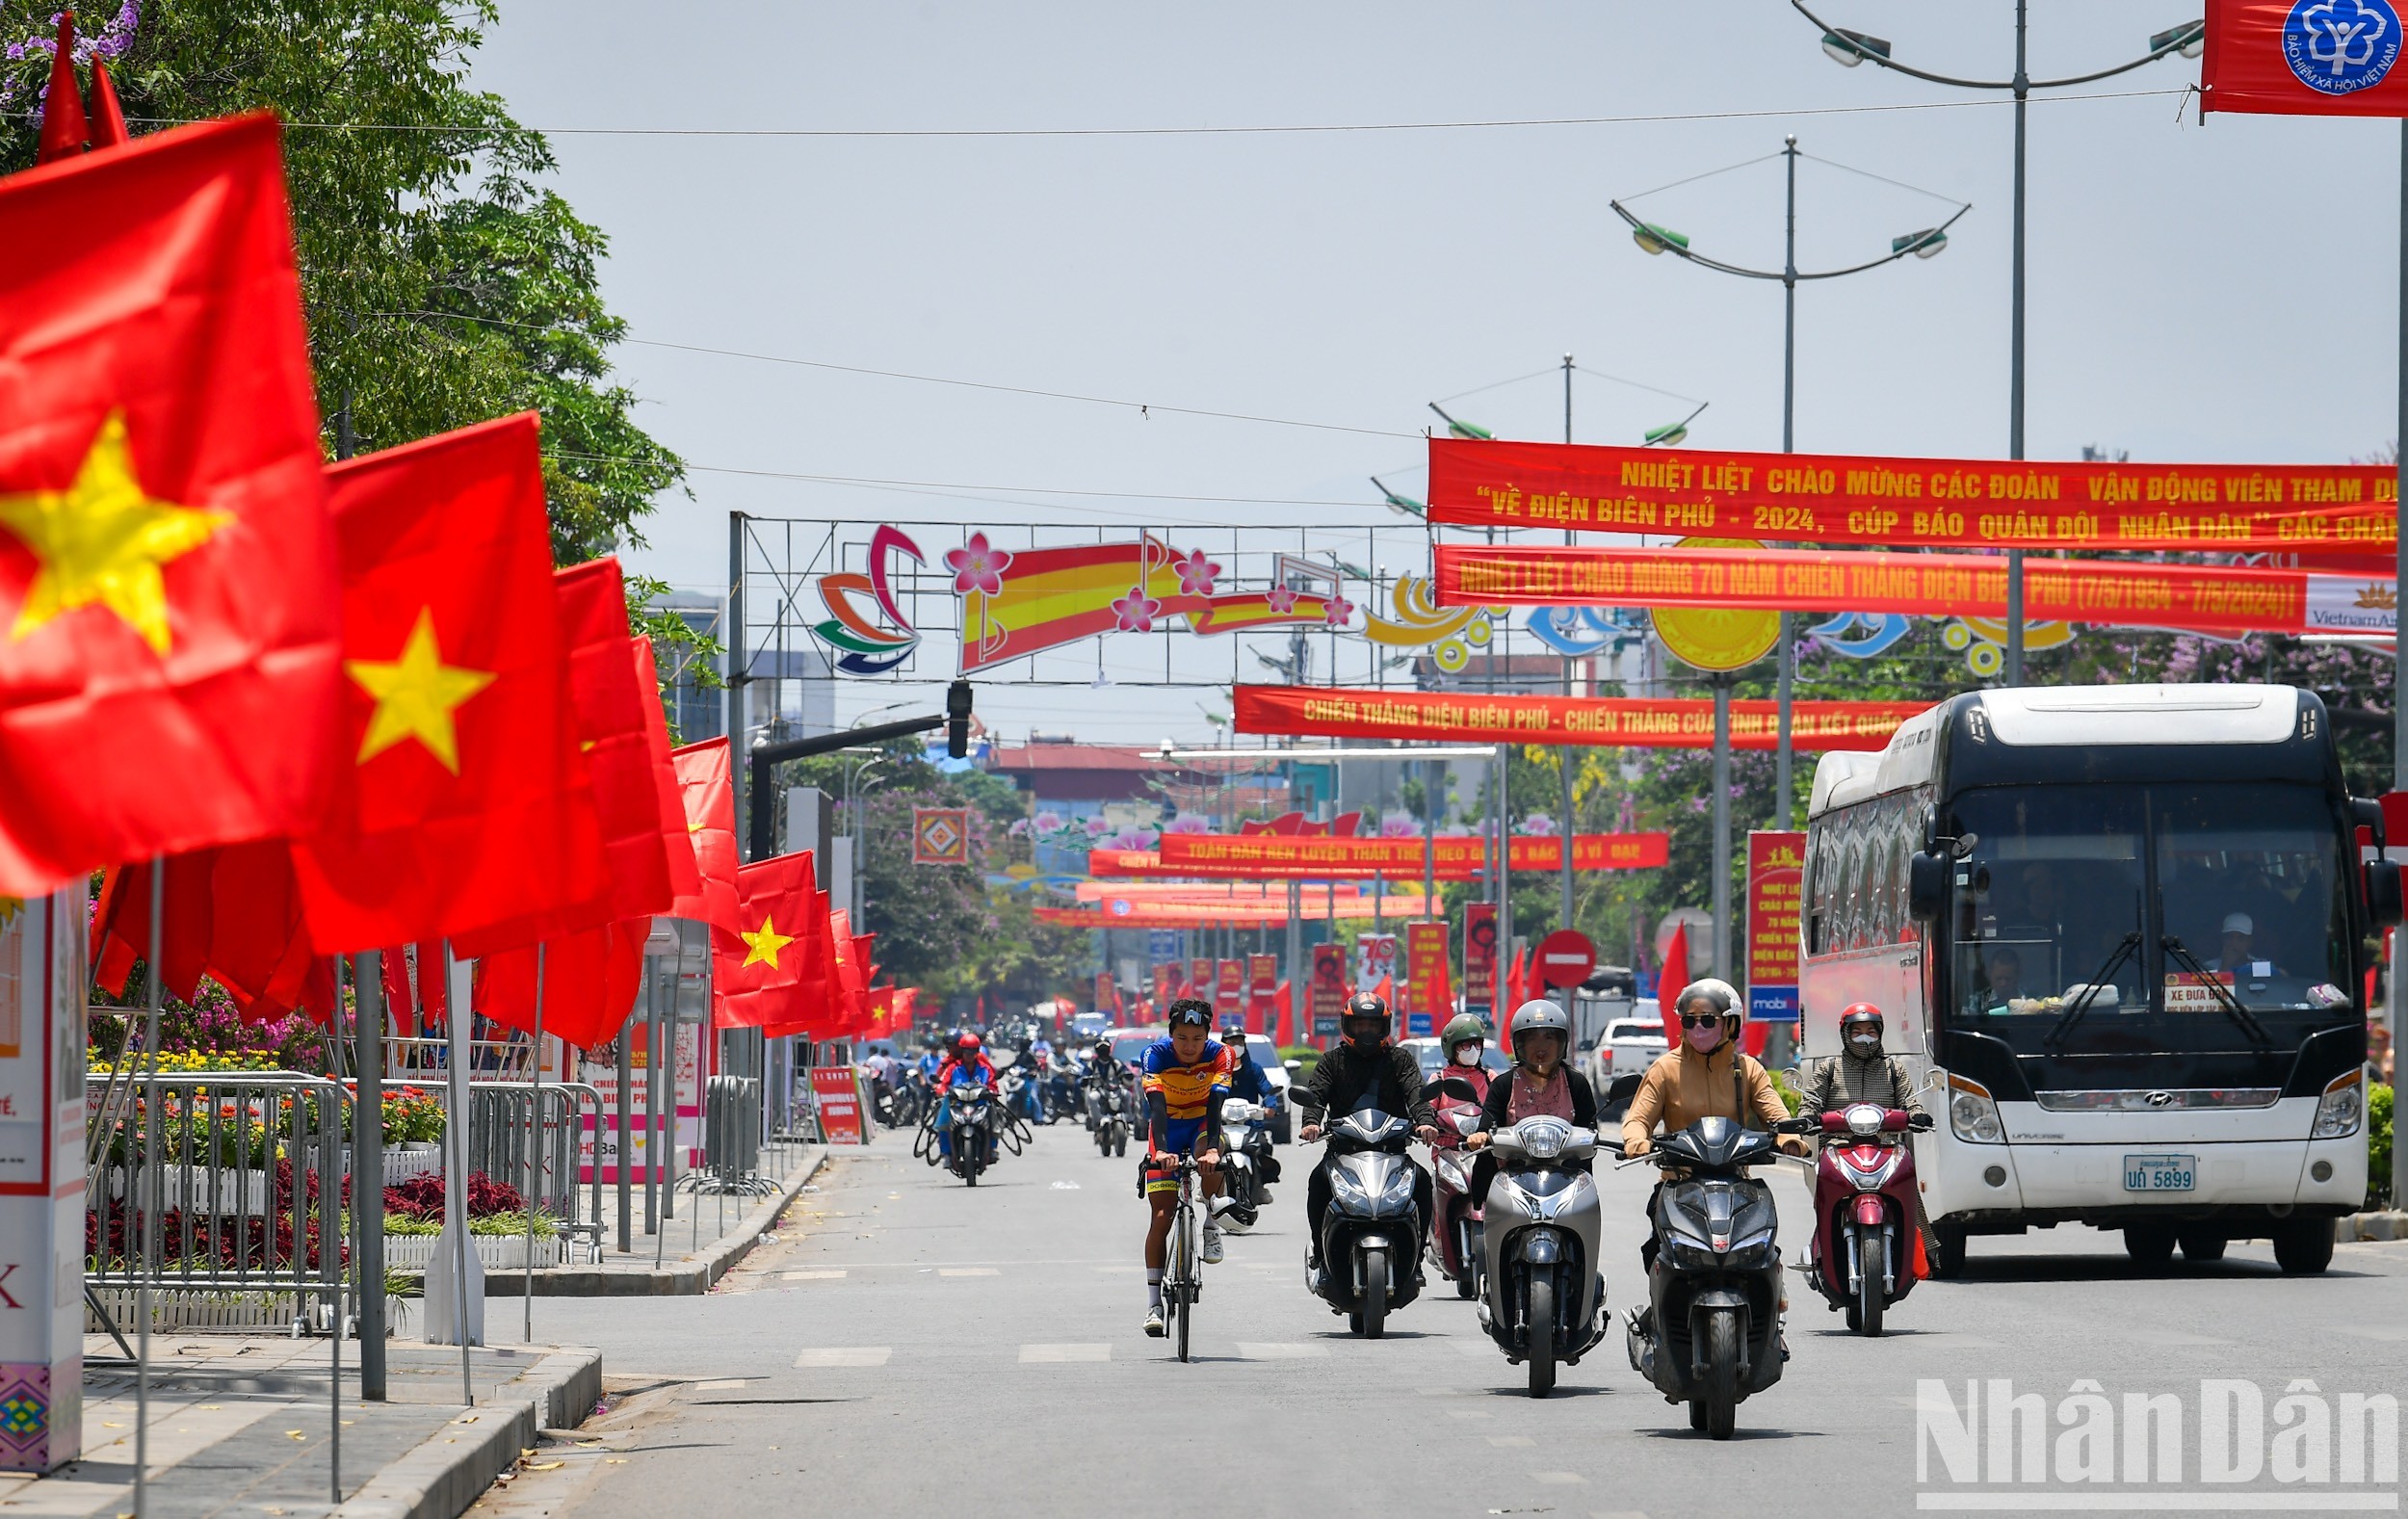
[1139,998,1229,1337]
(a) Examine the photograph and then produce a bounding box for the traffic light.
[946,679,974,759]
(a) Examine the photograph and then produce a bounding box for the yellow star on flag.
[0,410,231,656]
[345,607,498,773]
[740,912,795,970]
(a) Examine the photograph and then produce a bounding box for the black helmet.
[1218,1014,1248,1037]
[1342,992,1390,1044]
[1165,997,1214,1030]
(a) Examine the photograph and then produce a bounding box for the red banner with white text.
[1157,830,1668,876]
[1235,684,1925,751]
[1431,542,2398,637]
[1426,437,2396,559]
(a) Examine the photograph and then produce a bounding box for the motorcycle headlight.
[1380,1167,1418,1207]
[1436,1150,1473,1190]
[2313,1070,2365,1139]
[1328,1168,1371,1208]
[1518,1122,1566,1161]
[1845,1104,1883,1137]
[1948,1077,2004,1144]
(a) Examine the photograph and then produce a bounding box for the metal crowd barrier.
[86,1071,353,1334]
[461,1080,607,1261]
[687,1075,773,1195]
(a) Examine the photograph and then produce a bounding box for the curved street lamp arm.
[1789,0,2015,89]
[1609,199,1786,281]
[1789,0,2197,92]
[1792,201,1973,280]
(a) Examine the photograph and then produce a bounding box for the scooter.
[1292,1092,1426,1338]
[1425,1075,1486,1300]
[1803,1103,1933,1336]
[946,1079,996,1187]
[1215,1098,1280,1232]
[1091,1065,1132,1158]
[999,1065,1049,1127]
[1623,1116,1789,1440]
[1479,1114,1609,1399]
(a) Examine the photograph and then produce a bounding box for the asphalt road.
[520,1121,2408,1519]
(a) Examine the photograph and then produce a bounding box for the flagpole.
[444,941,473,1407]
[135,855,162,1519]
[526,944,543,1341]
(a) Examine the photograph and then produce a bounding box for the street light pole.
[1795,1,2205,687]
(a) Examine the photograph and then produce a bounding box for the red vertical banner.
[1215,957,1244,1019]
[1405,920,1452,1035]
[1308,943,1348,1042]
[1094,969,1117,1015]
[1246,953,1278,1028]
[810,1065,866,1142]
[1745,832,1806,1022]
[1190,956,1214,1000]
[1463,903,1499,1016]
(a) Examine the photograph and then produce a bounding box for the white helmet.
[1507,998,1571,1055]
[1673,978,1740,1026]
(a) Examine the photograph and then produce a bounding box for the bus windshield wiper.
[2045,931,2141,1048]
[2160,934,2272,1045]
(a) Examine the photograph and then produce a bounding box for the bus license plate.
[2124,1154,2196,1192]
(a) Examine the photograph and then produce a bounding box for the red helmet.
[1839,1004,1884,1049]
[955,1032,982,1054]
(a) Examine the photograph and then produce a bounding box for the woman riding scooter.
[1465,1001,1601,1179]
[1424,1013,1497,1296]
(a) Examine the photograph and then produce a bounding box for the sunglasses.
[1679,1013,1722,1029]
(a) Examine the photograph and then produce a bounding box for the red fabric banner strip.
[1156,830,1667,876]
[1426,436,2396,559]
[1430,542,2395,636]
[2203,0,2408,117]
[1234,683,1925,751]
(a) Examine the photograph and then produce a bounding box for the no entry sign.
[1534,929,1597,990]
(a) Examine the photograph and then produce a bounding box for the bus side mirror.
[2368,859,2403,929]
[1907,851,1948,922]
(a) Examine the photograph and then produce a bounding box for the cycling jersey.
[1140,1036,1228,1156]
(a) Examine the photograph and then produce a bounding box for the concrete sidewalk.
[486,1142,831,1296]
[0,1336,600,1519]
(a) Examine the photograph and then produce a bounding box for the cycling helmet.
[1840,1003,1885,1055]
[1440,1012,1487,1056]
[1506,999,1571,1058]
[1341,991,1391,1044]
[1165,997,1214,1030]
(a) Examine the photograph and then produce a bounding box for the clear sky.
[467,1,2400,746]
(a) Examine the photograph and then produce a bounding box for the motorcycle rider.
[1217,1015,1273,1105]
[1438,1012,1496,1105]
[1801,1004,1926,1122]
[933,1031,1002,1165]
[1296,991,1440,1281]
[1463,1000,1599,1201]
[1620,979,1805,1274]
[1139,999,1230,1335]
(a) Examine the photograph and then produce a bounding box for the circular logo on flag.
[2285,0,2403,95]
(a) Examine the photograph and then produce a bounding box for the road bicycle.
[1159,1155,1205,1363]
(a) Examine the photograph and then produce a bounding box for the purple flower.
[1163,813,1211,835]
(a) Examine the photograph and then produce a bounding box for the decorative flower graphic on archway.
[944,532,1012,596]
[1171,548,1220,597]
[1111,585,1163,632]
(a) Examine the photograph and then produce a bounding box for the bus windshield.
[1948,783,2351,1038]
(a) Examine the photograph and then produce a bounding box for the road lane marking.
[1236,1343,1330,1359]
[694,1379,748,1392]
[1531,1471,1588,1485]
[782,1270,846,1280]
[1019,1344,1112,1363]
[938,1268,999,1277]
[1485,1434,1535,1447]
[795,1348,891,1368]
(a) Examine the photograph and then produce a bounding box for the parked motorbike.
[1215,1097,1280,1232]
[1293,1092,1426,1338]
[947,1079,997,1187]
[1424,1075,1486,1300]
[1801,1104,1933,1335]
[1623,1115,1788,1439]
[1479,1114,1608,1398]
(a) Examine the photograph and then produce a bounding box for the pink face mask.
[1686,1020,1725,1054]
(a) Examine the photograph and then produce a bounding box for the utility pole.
[1559,354,1579,1010]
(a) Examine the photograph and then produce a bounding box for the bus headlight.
[2312,1070,2364,1140]
[1949,1074,2004,1144]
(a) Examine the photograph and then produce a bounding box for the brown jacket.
[1619,1042,1800,1156]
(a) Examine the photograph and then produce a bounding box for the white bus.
[1800,685,2396,1276]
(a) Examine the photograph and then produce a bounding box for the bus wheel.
[2123,1222,2177,1269]
[2271,1218,2335,1275]
[2177,1228,2228,1263]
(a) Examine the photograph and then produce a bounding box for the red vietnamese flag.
[714,851,821,1029]
[290,413,607,952]
[669,737,740,930]
[761,884,836,1039]
[634,638,702,904]
[33,14,88,165]
[0,114,339,895]
[477,920,643,1049]
[86,58,128,150]
[452,558,668,956]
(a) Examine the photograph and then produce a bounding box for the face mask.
[1686,1020,1725,1054]
[1847,1034,1881,1056]
[1452,1046,1482,1066]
